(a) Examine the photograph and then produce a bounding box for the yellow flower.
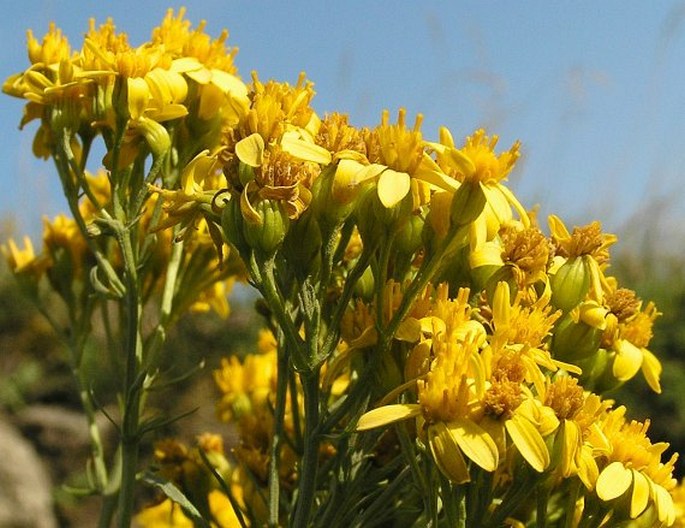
[488,281,576,394]
[428,127,529,246]
[595,406,678,525]
[189,279,234,319]
[42,213,90,276]
[541,376,611,489]
[358,296,499,483]
[473,223,551,295]
[548,215,617,309]
[134,490,242,528]
[221,75,330,223]
[151,9,249,123]
[332,109,456,210]
[214,330,278,423]
[1,236,52,286]
[480,352,552,473]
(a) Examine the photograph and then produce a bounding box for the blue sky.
[2,1,685,252]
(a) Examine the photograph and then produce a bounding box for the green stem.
[537,484,549,528]
[290,370,321,527]
[259,255,307,371]
[563,479,581,528]
[116,226,144,528]
[268,336,289,527]
[385,223,466,340]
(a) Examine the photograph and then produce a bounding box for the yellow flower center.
[605,287,640,322]
[500,225,550,282]
[417,334,480,423]
[27,23,71,65]
[544,376,584,420]
[483,379,522,418]
[369,108,424,174]
[316,112,366,155]
[621,302,658,348]
[554,221,614,264]
[460,129,520,184]
[243,73,316,142]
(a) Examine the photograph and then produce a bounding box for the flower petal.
[652,483,676,525]
[640,348,662,394]
[395,317,422,342]
[629,469,649,519]
[447,417,499,472]
[428,422,471,483]
[596,461,632,501]
[377,169,410,208]
[356,404,421,431]
[612,339,643,382]
[505,413,549,472]
[281,131,332,165]
[235,133,264,167]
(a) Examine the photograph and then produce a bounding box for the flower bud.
[283,210,321,279]
[550,256,590,312]
[220,195,249,257]
[450,181,486,228]
[551,312,602,362]
[355,184,387,249]
[395,212,425,257]
[353,265,375,301]
[311,164,357,231]
[241,195,290,256]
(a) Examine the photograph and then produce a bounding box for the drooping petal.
[505,413,549,472]
[395,317,422,342]
[447,418,499,472]
[127,77,149,120]
[612,339,643,381]
[281,131,332,165]
[414,153,460,192]
[332,160,383,204]
[596,461,632,501]
[652,483,676,525]
[577,445,599,490]
[235,133,264,167]
[640,348,662,394]
[428,422,471,484]
[356,404,421,431]
[377,168,410,208]
[560,419,582,477]
[629,469,649,519]
[492,281,511,328]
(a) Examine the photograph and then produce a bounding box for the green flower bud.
[283,210,321,279]
[242,197,290,256]
[238,161,255,187]
[220,196,249,258]
[550,256,591,312]
[551,312,602,362]
[353,265,375,301]
[355,184,387,249]
[450,181,486,228]
[311,165,357,231]
[395,212,425,257]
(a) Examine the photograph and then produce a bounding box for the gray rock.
[0,414,57,528]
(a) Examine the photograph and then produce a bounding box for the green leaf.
[141,471,211,528]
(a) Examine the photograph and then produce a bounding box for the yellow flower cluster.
[356,279,678,525]
[4,9,681,528]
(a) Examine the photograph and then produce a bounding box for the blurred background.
[0,1,684,525]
